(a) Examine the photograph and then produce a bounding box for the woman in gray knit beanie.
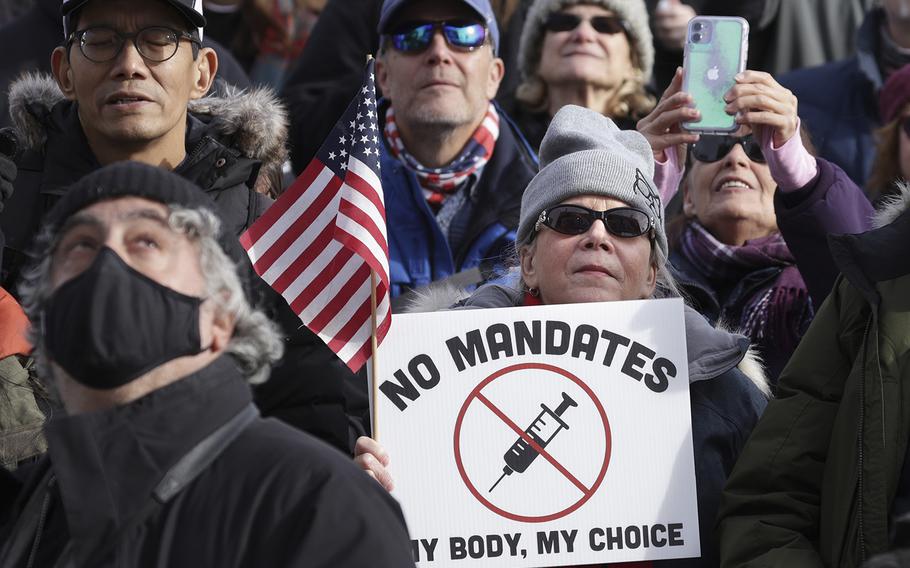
[505,0,656,150]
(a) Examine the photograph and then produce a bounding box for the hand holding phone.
[682,16,749,134]
[723,70,800,148]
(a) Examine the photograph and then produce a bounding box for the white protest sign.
[376,297,699,567]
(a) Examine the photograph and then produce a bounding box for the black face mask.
[44,247,209,390]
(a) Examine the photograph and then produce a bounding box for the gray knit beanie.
[519,0,654,83]
[516,104,666,256]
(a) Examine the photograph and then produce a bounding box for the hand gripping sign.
[375,298,699,567]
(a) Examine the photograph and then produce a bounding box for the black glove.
[0,128,19,212]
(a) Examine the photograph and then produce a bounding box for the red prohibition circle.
[453,362,612,523]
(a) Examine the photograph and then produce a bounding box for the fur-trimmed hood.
[829,178,910,305]
[871,179,910,229]
[7,72,288,168]
[403,279,771,397]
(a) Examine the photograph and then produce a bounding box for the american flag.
[240,61,390,373]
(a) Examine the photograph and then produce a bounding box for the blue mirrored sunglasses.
[389,20,487,53]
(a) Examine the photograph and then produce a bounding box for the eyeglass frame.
[66,25,202,63]
[384,19,490,54]
[533,204,655,241]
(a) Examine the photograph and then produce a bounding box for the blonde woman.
[506,0,655,150]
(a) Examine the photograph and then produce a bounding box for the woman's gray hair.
[19,205,284,385]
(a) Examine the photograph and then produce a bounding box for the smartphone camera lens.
[691,32,703,43]
[692,22,704,31]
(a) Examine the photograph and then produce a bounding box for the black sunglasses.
[388,20,487,53]
[544,12,626,35]
[535,205,653,239]
[690,134,766,164]
[68,26,199,63]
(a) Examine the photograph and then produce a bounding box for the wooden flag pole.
[370,269,380,441]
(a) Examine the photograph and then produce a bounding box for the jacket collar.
[830,202,910,307]
[8,72,288,169]
[44,356,251,545]
[25,99,261,198]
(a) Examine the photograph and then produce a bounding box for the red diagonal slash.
[476,392,591,495]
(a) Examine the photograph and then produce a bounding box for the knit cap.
[42,161,252,298]
[518,0,654,83]
[516,104,665,255]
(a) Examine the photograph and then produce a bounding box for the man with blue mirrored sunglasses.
[368,0,537,308]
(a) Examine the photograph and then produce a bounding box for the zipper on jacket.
[26,475,55,568]
[180,136,215,172]
[858,316,872,562]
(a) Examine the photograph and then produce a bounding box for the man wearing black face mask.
[0,161,416,568]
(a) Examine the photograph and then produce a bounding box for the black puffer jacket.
[1,73,359,455]
[0,356,415,567]
[2,72,278,279]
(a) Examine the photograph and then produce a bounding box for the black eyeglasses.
[535,205,653,239]
[388,20,487,53]
[543,12,627,35]
[690,134,766,164]
[68,26,200,63]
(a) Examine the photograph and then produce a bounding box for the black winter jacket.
[0,356,415,567]
[1,73,359,455]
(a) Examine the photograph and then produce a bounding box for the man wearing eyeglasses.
[0,0,280,290]
[374,0,538,303]
[0,0,361,459]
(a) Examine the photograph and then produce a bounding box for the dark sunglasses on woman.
[388,20,487,53]
[535,205,654,239]
[544,12,626,35]
[690,134,766,164]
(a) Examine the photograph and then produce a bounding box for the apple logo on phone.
[706,66,720,81]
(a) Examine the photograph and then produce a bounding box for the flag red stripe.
[270,222,335,295]
[252,174,343,276]
[345,169,387,223]
[288,246,355,314]
[345,341,374,375]
[337,200,389,261]
[335,227,388,289]
[308,263,371,334]
[242,160,324,246]
[326,300,371,352]
[342,305,392,371]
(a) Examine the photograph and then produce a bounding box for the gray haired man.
[0,162,415,567]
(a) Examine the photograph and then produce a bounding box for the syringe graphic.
[489,392,578,492]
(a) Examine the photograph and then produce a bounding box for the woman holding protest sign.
[356,105,768,567]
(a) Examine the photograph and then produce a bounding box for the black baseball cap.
[61,0,207,38]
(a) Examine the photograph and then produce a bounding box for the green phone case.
[682,17,748,134]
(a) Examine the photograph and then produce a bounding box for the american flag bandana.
[384,102,500,212]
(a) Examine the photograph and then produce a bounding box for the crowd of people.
[0,0,908,566]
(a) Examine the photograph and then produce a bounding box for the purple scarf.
[680,222,813,355]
